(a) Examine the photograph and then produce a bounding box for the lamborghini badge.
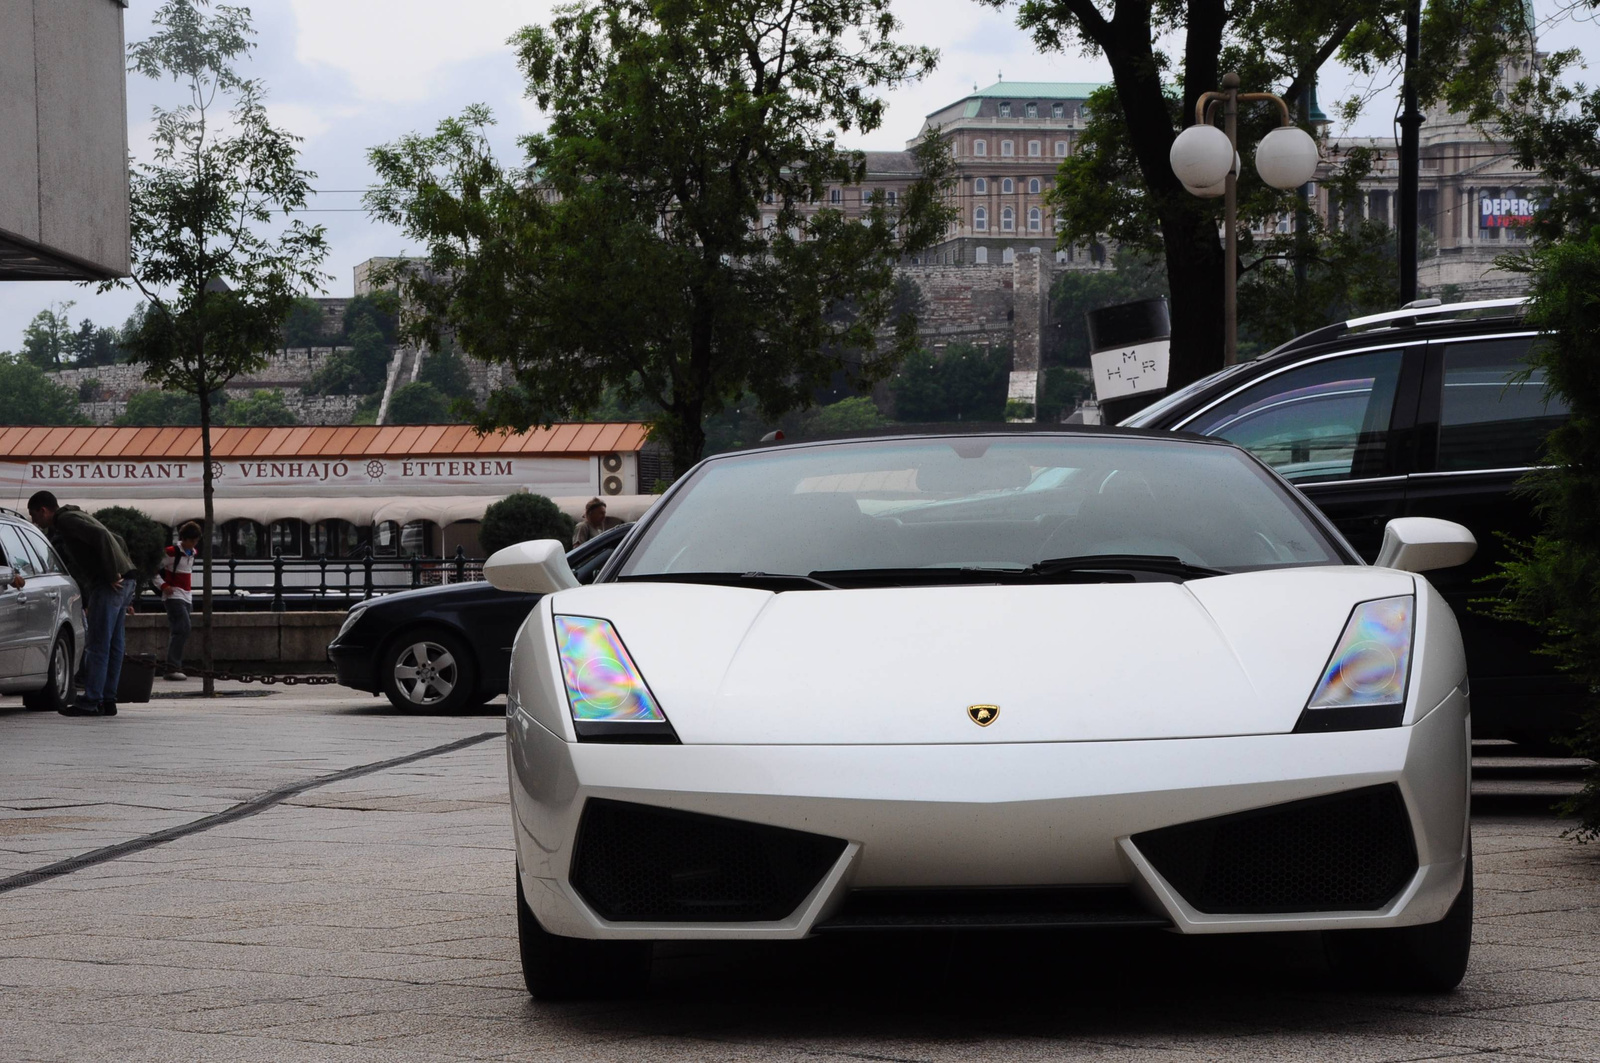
[967,704,999,727]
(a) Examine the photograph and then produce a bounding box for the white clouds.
[286,0,554,103]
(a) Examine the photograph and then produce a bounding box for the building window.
[269,520,305,558]
[885,190,898,205]
[829,188,842,204]
[1051,102,1064,118]
[373,520,401,557]
[974,206,988,231]
[1055,249,1068,263]
[1028,177,1041,194]
[1001,178,1014,194]
[1025,102,1038,118]
[975,246,989,264]
[974,177,987,193]
[1028,207,1042,231]
[1027,140,1041,157]
[1054,140,1068,157]
[763,192,775,204]
[1001,140,1015,157]
[1368,189,1390,227]
[1002,246,1016,264]
[1001,207,1015,231]
[973,139,987,157]
[998,101,1012,118]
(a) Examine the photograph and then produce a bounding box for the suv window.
[1436,337,1569,471]
[0,524,40,577]
[1181,348,1406,483]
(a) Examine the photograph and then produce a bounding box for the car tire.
[379,628,477,714]
[517,871,651,1000]
[22,632,73,712]
[1323,858,1473,992]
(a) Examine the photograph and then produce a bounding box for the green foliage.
[366,0,955,470]
[341,291,399,345]
[221,389,297,425]
[1049,250,1170,366]
[350,391,382,425]
[305,317,391,395]
[891,344,1011,423]
[1036,366,1092,423]
[92,506,168,584]
[1004,400,1035,421]
[77,378,105,403]
[417,345,472,399]
[985,0,1535,390]
[1479,62,1600,838]
[479,493,575,555]
[801,396,885,437]
[280,297,329,347]
[20,302,76,370]
[386,382,451,424]
[0,356,89,425]
[117,389,211,426]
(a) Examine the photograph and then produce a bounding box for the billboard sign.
[1480,195,1537,229]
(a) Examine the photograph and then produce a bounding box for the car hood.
[541,567,1417,744]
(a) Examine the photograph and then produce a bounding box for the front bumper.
[509,688,1470,940]
[326,637,378,693]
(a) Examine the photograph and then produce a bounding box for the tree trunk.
[199,365,216,698]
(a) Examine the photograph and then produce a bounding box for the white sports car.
[489,430,1478,998]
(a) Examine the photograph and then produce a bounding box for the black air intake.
[570,799,847,922]
[1132,784,1418,914]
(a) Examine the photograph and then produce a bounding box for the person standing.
[156,522,201,681]
[27,491,136,717]
[572,498,623,546]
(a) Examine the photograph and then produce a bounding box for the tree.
[93,506,168,589]
[1049,250,1169,367]
[67,320,125,367]
[341,291,399,345]
[1036,366,1092,423]
[983,0,1536,392]
[367,0,956,470]
[280,296,328,348]
[387,381,451,424]
[304,317,390,395]
[221,389,297,425]
[891,343,1011,422]
[1479,53,1600,838]
[417,345,472,399]
[20,302,76,369]
[0,356,90,425]
[117,389,215,426]
[480,493,575,555]
[801,396,886,437]
[112,0,328,695]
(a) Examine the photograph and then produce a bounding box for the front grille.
[815,886,1170,932]
[1132,785,1418,914]
[569,799,848,922]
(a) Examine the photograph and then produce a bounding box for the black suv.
[1123,299,1574,745]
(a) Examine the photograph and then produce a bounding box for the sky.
[3,0,1595,352]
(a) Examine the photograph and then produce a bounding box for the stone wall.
[126,611,341,669]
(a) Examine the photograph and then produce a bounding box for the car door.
[1175,344,1425,561]
[18,523,76,650]
[0,525,45,680]
[1405,331,1572,701]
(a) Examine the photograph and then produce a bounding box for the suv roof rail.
[1269,297,1528,359]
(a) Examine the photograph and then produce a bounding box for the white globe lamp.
[1255,126,1320,190]
[1170,125,1234,190]
[1184,152,1240,198]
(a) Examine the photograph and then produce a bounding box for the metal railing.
[158,547,488,611]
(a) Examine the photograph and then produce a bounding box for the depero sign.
[1480,194,1538,229]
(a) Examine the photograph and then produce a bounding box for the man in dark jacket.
[28,491,136,717]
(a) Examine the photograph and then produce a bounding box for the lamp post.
[1170,72,1322,365]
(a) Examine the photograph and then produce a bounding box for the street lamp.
[1170,72,1321,364]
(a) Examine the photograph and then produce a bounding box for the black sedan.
[328,525,631,712]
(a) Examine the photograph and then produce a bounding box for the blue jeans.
[82,580,135,704]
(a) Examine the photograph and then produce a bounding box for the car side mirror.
[484,540,580,594]
[1375,517,1477,573]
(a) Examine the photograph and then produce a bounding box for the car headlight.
[335,605,368,641]
[553,615,678,742]
[1296,595,1413,732]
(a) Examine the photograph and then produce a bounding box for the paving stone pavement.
[2,684,1598,1062]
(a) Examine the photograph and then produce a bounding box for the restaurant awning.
[73,494,660,528]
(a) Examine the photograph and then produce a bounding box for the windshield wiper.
[617,571,837,591]
[1027,554,1225,580]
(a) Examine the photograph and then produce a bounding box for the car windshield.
[615,435,1343,584]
